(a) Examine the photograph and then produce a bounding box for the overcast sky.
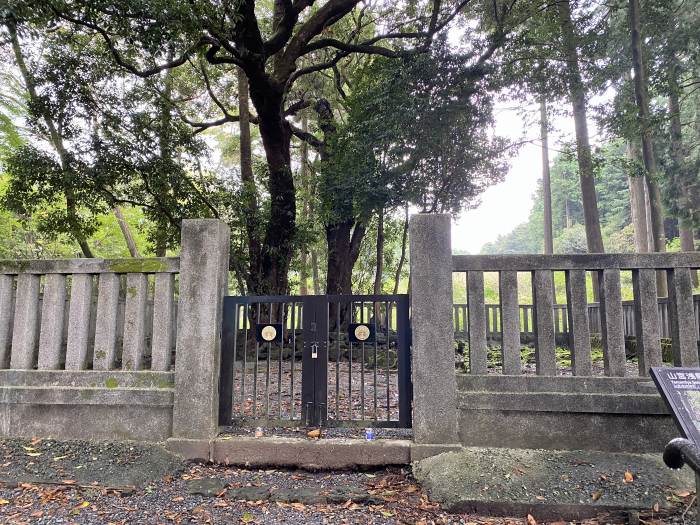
[451,101,588,254]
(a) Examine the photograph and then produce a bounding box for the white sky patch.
[452,95,611,254]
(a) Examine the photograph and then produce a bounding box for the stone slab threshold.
[166,436,462,469]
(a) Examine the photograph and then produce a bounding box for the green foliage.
[322,39,509,219]
[3,145,107,241]
[0,68,24,157]
[482,140,635,255]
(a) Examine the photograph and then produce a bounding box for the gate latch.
[311,342,318,359]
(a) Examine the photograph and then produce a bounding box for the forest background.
[0,0,698,305]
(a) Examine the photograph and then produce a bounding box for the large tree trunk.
[311,248,321,295]
[680,227,697,288]
[540,99,554,255]
[313,97,368,296]
[113,207,140,257]
[393,205,409,295]
[325,220,366,295]
[247,80,295,296]
[629,0,667,295]
[298,115,311,295]
[627,141,649,253]
[668,60,698,285]
[238,68,262,294]
[373,208,385,295]
[557,0,604,299]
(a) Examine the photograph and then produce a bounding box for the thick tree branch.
[205,43,243,67]
[196,59,236,119]
[278,0,360,78]
[289,123,324,150]
[284,99,312,115]
[49,5,205,78]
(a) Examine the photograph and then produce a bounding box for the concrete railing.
[453,296,700,342]
[0,219,231,443]
[409,213,700,452]
[0,258,179,372]
[453,253,700,377]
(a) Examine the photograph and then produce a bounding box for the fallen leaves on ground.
[1,457,695,525]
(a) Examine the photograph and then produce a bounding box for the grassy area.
[455,337,676,374]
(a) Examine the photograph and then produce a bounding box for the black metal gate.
[218,294,412,428]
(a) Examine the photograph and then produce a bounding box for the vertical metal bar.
[386,299,391,421]
[335,302,340,419]
[265,302,272,417]
[321,297,329,426]
[218,297,236,426]
[397,295,411,427]
[348,300,353,420]
[252,302,260,418]
[360,301,365,421]
[301,296,312,425]
[373,301,379,420]
[241,303,248,415]
[278,302,284,419]
[291,301,297,420]
[232,304,240,411]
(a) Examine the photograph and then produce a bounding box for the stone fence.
[3,212,699,458]
[0,219,230,443]
[409,213,700,453]
[453,296,700,342]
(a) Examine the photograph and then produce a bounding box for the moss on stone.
[0,260,31,273]
[105,377,119,389]
[108,259,171,274]
[80,389,96,399]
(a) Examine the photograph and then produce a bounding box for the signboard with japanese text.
[651,367,700,445]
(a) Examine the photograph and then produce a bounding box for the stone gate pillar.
[172,219,230,441]
[409,213,458,444]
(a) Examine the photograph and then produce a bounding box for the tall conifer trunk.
[668,60,697,285]
[629,0,667,295]
[627,141,649,253]
[540,100,554,255]
[557,0,604,299]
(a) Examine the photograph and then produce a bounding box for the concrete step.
[167,436,461,469]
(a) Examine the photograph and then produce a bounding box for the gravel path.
[0,438,695,524]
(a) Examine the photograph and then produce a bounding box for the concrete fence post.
[409,213,458,444]
[172,219,230,440]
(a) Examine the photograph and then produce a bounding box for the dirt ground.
[0,437,695,525]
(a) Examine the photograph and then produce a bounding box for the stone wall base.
[458,408,676,452]
[457,374,676,453]
[1,402,172,442]
[1,371,174,442]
